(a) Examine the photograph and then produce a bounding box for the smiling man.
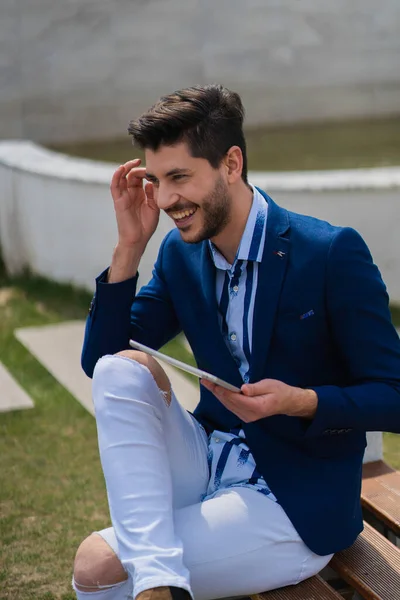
[73,85,400,600]
[146,158,232,245]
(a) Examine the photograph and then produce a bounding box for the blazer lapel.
[200,241,219,330]
[249,192,291,383]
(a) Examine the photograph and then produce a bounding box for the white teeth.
[171,208,196,220]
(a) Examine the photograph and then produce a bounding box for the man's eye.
[173,175,187,181]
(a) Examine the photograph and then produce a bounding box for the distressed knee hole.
[74,533,128,591]
[115,349,172,405]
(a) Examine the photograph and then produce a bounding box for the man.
[73,84,400,600]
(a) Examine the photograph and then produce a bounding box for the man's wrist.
[107,243,143,283]
[287,387,318,419]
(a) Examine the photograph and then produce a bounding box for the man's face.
[145,142,232,244]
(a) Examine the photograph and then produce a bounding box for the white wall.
[251,170,400,303]
[1,142,399,307]
[1,0,400,142]
[0,142,175,290]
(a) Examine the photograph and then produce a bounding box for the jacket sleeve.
[81,232,181,377]
[305,227,400,437]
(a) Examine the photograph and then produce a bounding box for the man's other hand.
[200,378,318,422]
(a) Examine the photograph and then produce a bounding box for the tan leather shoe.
[136,586,191,600]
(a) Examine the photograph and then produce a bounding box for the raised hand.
[107,159,160,283]
[110,159,160,251]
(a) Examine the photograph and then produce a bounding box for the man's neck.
[210,182,253,265]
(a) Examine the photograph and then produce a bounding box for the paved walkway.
[15,321,199,416]
[0,360,34,412]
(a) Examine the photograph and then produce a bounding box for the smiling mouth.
[168,207,198,223]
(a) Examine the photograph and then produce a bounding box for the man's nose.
[156,185,179,211]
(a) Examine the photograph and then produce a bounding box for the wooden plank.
[362,460,400,537]
[251,575,343,600]
[330,522,400,600]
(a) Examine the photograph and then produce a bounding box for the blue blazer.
[82,191,400,556]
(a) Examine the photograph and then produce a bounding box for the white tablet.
[129,339,241,393]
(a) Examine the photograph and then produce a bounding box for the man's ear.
[224,146,243,184]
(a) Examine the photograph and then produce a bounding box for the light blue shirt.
[204,186,277,503]
[209,185,268,383]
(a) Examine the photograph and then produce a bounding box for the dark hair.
[128,84,248,183]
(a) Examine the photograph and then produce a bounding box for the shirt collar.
[209,185,268,271]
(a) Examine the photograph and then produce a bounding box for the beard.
[182,175,232,244]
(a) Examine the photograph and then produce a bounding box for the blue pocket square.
[300,309,315,320]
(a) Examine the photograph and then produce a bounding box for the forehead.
[145,142,209,175]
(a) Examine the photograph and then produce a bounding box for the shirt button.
[233,285,239,292]
[214,438,220,443]
[230,333,237,341]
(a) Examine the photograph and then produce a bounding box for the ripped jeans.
[73,354,332,600]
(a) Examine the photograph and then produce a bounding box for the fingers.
[201,379,235,401]
[201,379,220,393]
[110,159,145,196]
[126,168,147,188]
[202,379,267,398]
[123,158,141,168]
[241,383,255,395]
[115,159,141,182]
[241,379,275,396]
[201,379,257,420]
[144,182,158,210]
[111,165,126,195]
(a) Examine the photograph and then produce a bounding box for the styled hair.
[128,84,248,183]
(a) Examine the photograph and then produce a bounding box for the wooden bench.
[248,461,400,600]
[330,522,400,599]
[252,574,344,599]
[362,460,400,541]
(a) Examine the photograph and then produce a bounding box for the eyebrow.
[145,168,192,180]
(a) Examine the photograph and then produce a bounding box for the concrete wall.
[1,141,399,306]
[0,142,175,291]
[251,170,400,303]
[1,0,400,143]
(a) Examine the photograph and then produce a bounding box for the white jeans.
[73,355,332,600]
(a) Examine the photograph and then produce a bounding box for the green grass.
[0,266,197,599]
[0,262,399,598]
[390,304,400,329]
[0,271,103,599]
